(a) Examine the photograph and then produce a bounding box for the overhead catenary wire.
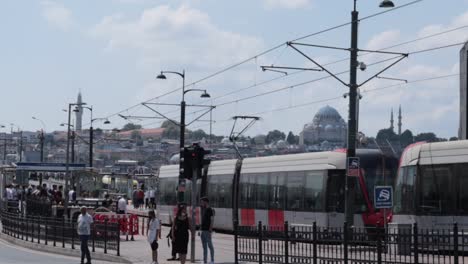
[97,0,425,124]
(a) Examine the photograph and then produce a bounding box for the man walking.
[200,197,215,264]
[77,206,93,264]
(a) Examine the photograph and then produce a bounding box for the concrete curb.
[0,233,132,264]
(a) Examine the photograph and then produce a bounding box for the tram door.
[326,170,345,228]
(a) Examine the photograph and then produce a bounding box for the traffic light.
[181,143,211,180]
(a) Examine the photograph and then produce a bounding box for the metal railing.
[1,211,120,256]
[234,221,468,264]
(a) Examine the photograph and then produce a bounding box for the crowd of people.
[147,197,215,264]
[132,185,157,209]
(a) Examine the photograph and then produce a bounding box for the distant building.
[299,105,347,145]
[117,128,165,141]
[460,42,468,139]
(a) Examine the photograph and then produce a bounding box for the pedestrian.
[69,187,77,205]
[77,206,93,264]
[147,210,161,264]
[172,204,190,264]
[166,216,178,261]
[137,187,145,210]
[145,188,149,209]
[132,187,139,209]
[149,188,156,209]
[200,197,215,264]
[118,196,127,214]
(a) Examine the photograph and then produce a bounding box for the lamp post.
[0,125,6,161]
[63,103,86,219]
[32,117,46,162]
[157,70,211,263]
[10,123,22,162]
[344,0,395,226]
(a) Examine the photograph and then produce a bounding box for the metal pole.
[190,165,197,263]
[71,131,75,163]
[345,0,359,227]
[19,131,23,162]
[178,71,186,203]
[89,126,93,168]
[40,130,44,162]
[3,138,6,160]
[64,104,72,218]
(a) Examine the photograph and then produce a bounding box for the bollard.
[284,221,289,264]
[53,219,57,247]
[343,222,348,264]
[131,217,135,241]
[31,217,34,243]
[25,216,29,242]
[313,222,317,264]
[62,217,65,248]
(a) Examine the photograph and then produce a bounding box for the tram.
[158,149,398,231]
[393,140,468,229]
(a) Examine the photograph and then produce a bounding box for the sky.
[1,0,467,138]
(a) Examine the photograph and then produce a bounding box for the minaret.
[390,108,394,132]
[398,105,402,136]
[76,92,83,131]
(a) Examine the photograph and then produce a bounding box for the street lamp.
[157,69,210,263]
[10,123,22,162]
[83,106,111,168]
[32,117,46,162]
[379,0,395,8]
[64,102,86,219]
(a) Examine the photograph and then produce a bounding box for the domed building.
[299,105,347,145]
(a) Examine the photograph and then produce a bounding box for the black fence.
[234,221,468,264]
[1,211,120,256]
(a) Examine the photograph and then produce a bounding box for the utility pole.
[344,0,360,226]
[39,130,44,162]
[19,130,23,162]
[71,131,76,163]
[89,126,93,167]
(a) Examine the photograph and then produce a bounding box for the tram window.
[184,180,192,205]
[419,165,455,214]
[256,173,269,209]
[208,175,218,208]
[240,174,255,208]
[269,172,286,209]
[161,178,177,205]
[286,171,304,211]
[326,170,345,212]
[218,175,232,208]
[457,164,468,213]
[304,171,325,212]
[394,166,416,214]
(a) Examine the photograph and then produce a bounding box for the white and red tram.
[158,149,398,231]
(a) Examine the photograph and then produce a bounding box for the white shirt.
[5,188,12,200]
[144,191,149,199]
[149,189,155,198]
[11,188,17,200]
[147,218,160,243]
[77,213,94,235]
[118,198,127,212]
[68,190,75,201]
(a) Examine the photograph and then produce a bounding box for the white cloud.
[41,1,73,31]
[366,30,401,50]
[90,5,264,69]
[263,0,311,10]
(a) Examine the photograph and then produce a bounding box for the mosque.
[299,105,347,146]
[299,105,403,147]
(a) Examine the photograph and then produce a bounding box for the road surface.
[0,239,114,264]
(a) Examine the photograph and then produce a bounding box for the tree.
[190,129,208,141]
[414,132,438,143]
[449,136,458,141]
[122,123,142,131]
[265,130,286,144]
[286,131,297,145]
[376,128,398,142]
[399,129,414,147]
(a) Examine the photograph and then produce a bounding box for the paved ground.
[120,225,235,264]
[0,238,114,264]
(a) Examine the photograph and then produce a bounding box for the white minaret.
[398,105,402,136]
[76,92,83,131]
[390,108,394,132]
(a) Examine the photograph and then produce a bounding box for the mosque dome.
[301,105,347,145]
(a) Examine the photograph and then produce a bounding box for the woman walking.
[147,210,161,264]
[172,204,191,264]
